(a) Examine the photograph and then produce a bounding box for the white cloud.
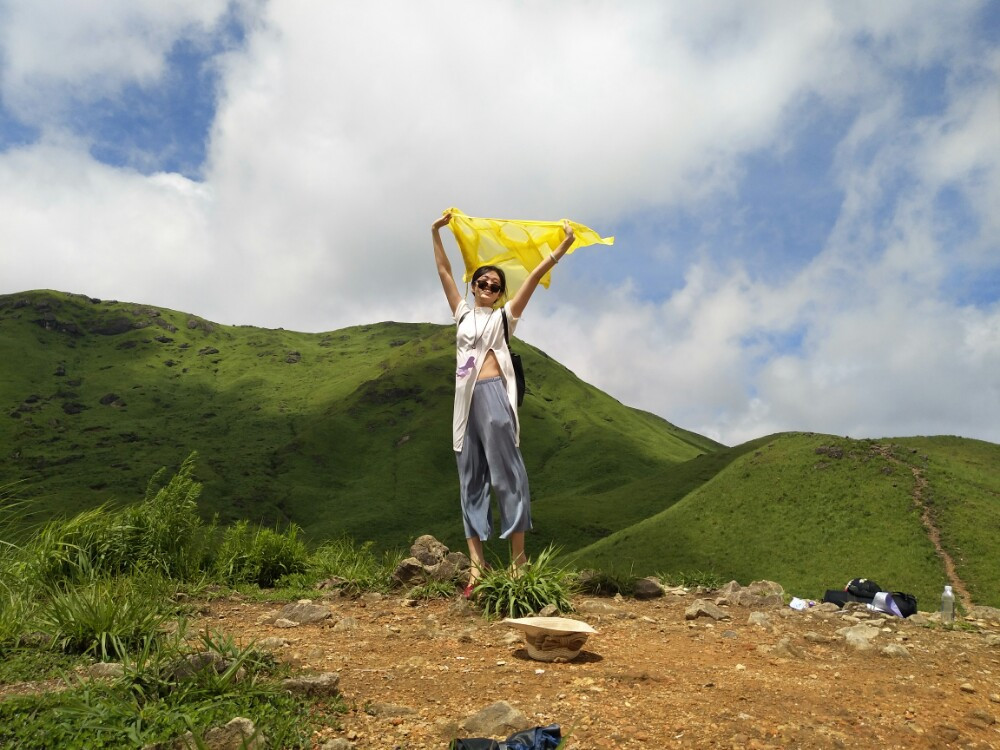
[1,1,998,445]
[0,0,233,123]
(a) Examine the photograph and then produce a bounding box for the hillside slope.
[572,433,1000,608]
[0,290,720,553]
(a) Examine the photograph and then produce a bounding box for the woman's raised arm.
[508,220,574,319]
[432,212,462,314]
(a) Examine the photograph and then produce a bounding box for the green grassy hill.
[0,290,720,555]
[571,433,1000,608]
[5,291,999,607]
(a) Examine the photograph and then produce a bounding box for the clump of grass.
[214,521,310,588]
[658,570,727,590]
[573,567,637,597]
[20,453,214,588]
[0,625,339,749]
[33,575,175,660]
[474,545,575,619]
[298,537,402,595]
[406,580,458,600]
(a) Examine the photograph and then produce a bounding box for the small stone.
[989,693,1000,704]
[257,637,290,649]
[274,618,300,629]
[960,683,976,694]
[84,662,124,679]
[685,599,730,621]
[282,672,341,697]
[333,617,359,632]
[748,612,772,628]
[968,709,996,726]
[881,644,911,658]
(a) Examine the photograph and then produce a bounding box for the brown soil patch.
[195,593,1000,749]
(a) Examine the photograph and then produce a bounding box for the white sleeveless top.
[452,299,521,452]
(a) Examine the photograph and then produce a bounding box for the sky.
[1,1,999,446]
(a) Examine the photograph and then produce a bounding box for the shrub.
[300,537,402,594]
[215,521,309,588]
[474,545,575,619]
[20,454,214,586]
[34,576,174,660]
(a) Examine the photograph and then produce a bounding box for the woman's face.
[473,270,502,307]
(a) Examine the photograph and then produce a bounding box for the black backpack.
[889,592,918,618]
[845,578,881,599]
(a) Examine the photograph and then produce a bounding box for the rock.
[447,598,478,618]
[969,605,1000,621]
[282,672,341,697]
[685,600,730,621]
[433,552,471,582]
[274,618,300,629]
[814,602,841,612]
[906,613,932,627]
[840,624,880,651]
[968,708,995,725]
[366,702,416,718]
[168,652,244,682]
[273,601,331,625]
[538,604,559,617]
[359,592,383,605]
[577,599,625,616]
[392,557,427,586]
[145,717,262,750]
[715,580,785,608]
[320,740,352,750]
[990,694,1000,704]
[85,662,125,679]
[411,535,450,565]
[317,576,349,591]
[285,351,301,363]
[633,577,665,600]
[984,634,1000,647]
[881,644,911,658]
[256,637,289,650]
[772,637,805,659]
[333,617,359,632]
[804,631,834,644]
[748,612,772,628]
[459,701,530,737]
[960,683,976,694]
[198,346,220,355]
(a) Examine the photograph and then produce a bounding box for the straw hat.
[503,616,598,662]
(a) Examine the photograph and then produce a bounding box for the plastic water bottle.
[941,585,955,625]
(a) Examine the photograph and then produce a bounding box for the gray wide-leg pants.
[456,377,532,540]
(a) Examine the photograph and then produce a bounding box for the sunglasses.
[475,279,502,294]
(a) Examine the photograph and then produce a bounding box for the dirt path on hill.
[873,445,973,609]
[192,591,1000,750]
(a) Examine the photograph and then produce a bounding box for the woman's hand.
[432,212,452,231]
[563,220,574,243]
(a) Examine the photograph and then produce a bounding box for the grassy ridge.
[570,433,1000,608]
[0,290,719,555]
[892,437,1000,608]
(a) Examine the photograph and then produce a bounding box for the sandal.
[462,582,476,599]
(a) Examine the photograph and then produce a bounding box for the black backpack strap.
[459,311,469,325]
[501,307,510,345]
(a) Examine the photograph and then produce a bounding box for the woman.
[432,211,575,597]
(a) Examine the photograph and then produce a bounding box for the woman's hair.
[471,265,507,297]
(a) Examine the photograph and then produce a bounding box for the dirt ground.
[194,590,1000,750]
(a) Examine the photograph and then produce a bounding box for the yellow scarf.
[446,207,615,294]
